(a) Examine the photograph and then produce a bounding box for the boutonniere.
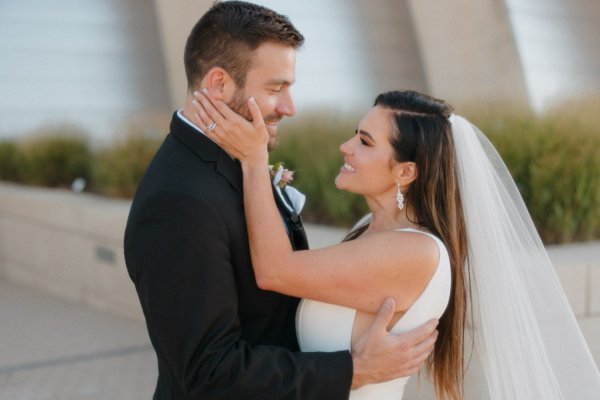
[269,162,295,188]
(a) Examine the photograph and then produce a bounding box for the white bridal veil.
[450,114,600,399]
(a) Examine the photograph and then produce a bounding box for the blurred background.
[2,0,600,140]
[0,0,599,398]
[0,0,599,240]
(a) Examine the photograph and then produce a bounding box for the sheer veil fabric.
[450,115,600,399]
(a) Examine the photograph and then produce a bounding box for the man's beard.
[228,89,280,151]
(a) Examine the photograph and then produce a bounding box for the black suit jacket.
[124,113,352,399]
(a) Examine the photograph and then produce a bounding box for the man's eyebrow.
[265,78,294,86]
[357,129,375,142]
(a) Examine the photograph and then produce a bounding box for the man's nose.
[276,90,296,117]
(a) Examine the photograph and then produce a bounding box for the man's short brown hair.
[184,1,304,90]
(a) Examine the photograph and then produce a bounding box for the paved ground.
[0,280,156,400]
[0,223,347,400]
[1,224,598,399]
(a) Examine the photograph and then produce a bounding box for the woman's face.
[335,106,399,198]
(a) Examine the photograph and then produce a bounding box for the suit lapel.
[215,159,243,197]
[169,112,242,196]
[169,112,308,249]
[272,184,309,250]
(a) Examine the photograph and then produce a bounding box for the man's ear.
[392,161,417,187]
[202,67,237,100]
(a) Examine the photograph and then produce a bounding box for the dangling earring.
[396,182,404,210]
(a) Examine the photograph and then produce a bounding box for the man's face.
[227,42,297,151]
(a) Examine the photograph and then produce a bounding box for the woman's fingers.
[190,98,212,131]
[204,89,242,121]
[247,97,266,131]
[194,90,227,127]
[188,89,268,165]
[247,97,268,144]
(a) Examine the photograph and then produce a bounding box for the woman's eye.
[353,130,370,145]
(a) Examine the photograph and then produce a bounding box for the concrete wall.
[1,182,599,391]
[0,183,140,320]
[407,0,529,108]
[152,0,214,108]
[355,0,429,95]
[0,0,171,143]
[505,0,600,110]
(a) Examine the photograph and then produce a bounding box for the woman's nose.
[339,137,353,155]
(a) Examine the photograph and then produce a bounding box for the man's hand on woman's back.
[350,297,438,389]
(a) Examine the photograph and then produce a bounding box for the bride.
[192,89,600,399]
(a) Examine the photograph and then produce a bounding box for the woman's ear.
[202,67,237,100]
[392,161,418,187]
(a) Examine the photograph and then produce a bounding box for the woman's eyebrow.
[358,129,375,142]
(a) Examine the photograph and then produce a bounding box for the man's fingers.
[408,342,434,373]
[370,297,396,333]
[400,319,438,346]
[409,328,438,361]
[395,335,435,378]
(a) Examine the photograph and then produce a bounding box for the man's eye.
[360,138,368,145]
[269,87,282,93]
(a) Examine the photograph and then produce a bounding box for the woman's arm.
[191,91,439,314]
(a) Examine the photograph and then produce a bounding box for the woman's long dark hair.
[344,90,468,400]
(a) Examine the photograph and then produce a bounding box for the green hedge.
[0,104,598,244]
[0,128,91,188]
[91,135,163,198]
[0,123,165,196]
[0,141,24,182]
[469,106,600,244]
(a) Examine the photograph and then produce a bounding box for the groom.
[124,2,437,399]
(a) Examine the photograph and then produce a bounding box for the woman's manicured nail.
[193,91,200,97]
[202,88,209,95]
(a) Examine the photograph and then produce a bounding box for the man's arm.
[125,189,352,399]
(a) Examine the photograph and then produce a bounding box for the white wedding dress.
[296,228,452,399]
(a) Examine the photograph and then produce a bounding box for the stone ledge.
[0,183,138,320]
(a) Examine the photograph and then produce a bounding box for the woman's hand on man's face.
[191,89,269,167]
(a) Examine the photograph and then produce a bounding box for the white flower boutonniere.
[269,162,295,189]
